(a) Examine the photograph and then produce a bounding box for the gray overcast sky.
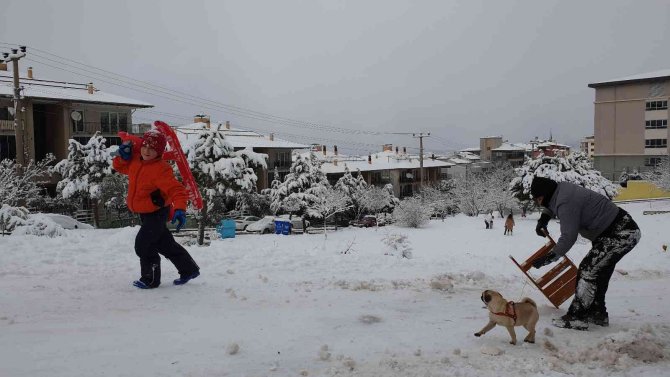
[2,0,669,153]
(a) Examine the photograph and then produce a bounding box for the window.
[105,137,122,147]
[645,100,668,111]
[645,157,663,166]
[0,107,14,121]
[101,111,128,134]
[274,151,291,168]
[645,119,668,129]
[0,135,16,160]
[71,110,84,133]
[645,139,667,148]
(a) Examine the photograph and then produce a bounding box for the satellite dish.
[70,111,82,122]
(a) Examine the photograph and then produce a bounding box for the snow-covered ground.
[1,201,669,376]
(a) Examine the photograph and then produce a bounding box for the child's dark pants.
[135,206,199,287]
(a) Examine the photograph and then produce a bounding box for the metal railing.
[0,119,14,131]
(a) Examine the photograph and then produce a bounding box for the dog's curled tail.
[520,297,537,308]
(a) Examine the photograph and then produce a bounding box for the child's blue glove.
[171,209,186,232]
[117,141,132,161]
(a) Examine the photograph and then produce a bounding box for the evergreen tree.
[335,167,368,220]
[279,153,328,214]
[53,132,111,226]
[185,125,267,244]
[510,152,618,201]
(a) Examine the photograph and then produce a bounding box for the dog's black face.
[481,290,491,304]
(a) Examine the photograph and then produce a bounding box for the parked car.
[246,216,276,234]
[235,216,261,231]
[352,215,378,228]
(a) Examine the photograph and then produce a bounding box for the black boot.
[134,263,161,289]
[552,313,589,330]
[587,311,609,327]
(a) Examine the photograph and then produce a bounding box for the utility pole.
[2,46,27,167]
[413,132,430,190]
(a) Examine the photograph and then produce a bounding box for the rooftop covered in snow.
[319,150,452,174]
[0,69,153,108]
[174,122,308,150]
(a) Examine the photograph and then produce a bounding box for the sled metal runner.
[509,234,578,308]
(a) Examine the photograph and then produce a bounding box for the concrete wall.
[615,180,670,201]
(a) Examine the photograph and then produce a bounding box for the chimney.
[368,154,372,164]
[382,144,393,152]
[269,132,274,141]
[323,145,327,156]
[395,146,399,154]
[27,67,33,79]
[333,158,338,166]
[225,120,231,130]
[194,114,211,128]
[431,153,436,160]
[87,82,94,94]
[0,62,6,71]
[403,146,407,154]
[334,145,338,156]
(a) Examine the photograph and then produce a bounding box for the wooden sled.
[509,234,578,308]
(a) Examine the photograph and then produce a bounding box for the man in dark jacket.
[530,177,641,329]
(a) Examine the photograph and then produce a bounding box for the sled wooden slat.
[509,235,578,308]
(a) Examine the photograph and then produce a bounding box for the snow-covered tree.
[278,153,328,214]
[510,152,618,201]
[0,204,28,235]
[306,186,350,239]
[53,132,112,226]
[100,174,129,223]
[393,197,432,228]
[452,173,487,216]
[420,182,457,220]
[485,164,516,217]
[184,125,267,244]
[0,155,54,207]
[263,167,285,215]
[235,192,271,217]
[641,158,670,191]
[360,185,396,224]
[335,167,368,220]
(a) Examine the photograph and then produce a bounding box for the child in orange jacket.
[113,129,200,289]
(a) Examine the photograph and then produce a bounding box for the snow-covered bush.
[275,153,329,215]
[360,185,398,219]
[641,158,670,191]
[11,214,66,238]
[0,204,29,235]
[0,155,54,206]
[510,152,618,201]
[235,192,271,217]
[393,197,432,228]
[382,233,412,258]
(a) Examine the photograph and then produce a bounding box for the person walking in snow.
[504,213,515,235]
[530,176,640,329]
[113,129,200,289]
[488,212,494,229]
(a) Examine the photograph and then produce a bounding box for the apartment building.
[580,135,595,159]
[0,66,152,162]
[589,70,670,180]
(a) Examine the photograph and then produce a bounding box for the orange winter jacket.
[112,153,188,214]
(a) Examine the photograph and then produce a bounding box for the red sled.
[117,121,203,211]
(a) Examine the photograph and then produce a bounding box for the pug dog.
[474,290,539,345]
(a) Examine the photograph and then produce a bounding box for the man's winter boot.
[588,312,609,327]
[552,314,589,330]
[173,271,200,285]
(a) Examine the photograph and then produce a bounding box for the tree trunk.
[92,198,100,228]
[198,198,208,246]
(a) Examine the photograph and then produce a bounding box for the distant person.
[504,213,515,235]
[113,129,200,289]
[488,212,494,229]
[529,177,641,330]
